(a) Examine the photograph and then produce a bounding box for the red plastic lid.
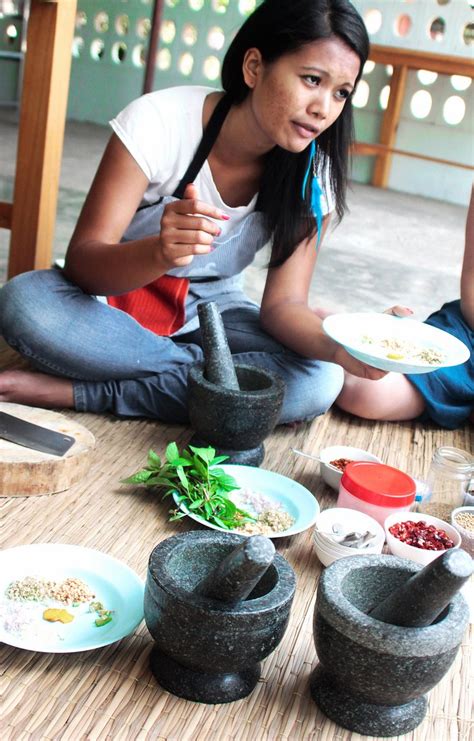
[341,462,416,508]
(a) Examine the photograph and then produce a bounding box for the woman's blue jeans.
[0,269,344,424]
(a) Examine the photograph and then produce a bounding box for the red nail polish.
[221,214,230,220]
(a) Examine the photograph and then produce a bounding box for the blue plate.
[0,543,144,653]
[172,464,320,538]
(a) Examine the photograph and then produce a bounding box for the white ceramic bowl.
[384,511,461,566]
[313,507,385,566]
[319,445,382,491]
[451,506,474,557]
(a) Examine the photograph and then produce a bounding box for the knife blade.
[0,412,76,457]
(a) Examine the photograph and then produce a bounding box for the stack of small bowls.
[313,507,385,567]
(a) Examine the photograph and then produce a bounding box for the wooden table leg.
[8,0,77,278]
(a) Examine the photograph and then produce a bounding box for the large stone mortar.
[310,554,469,737]
[188,363,285,466]
[144,531,296,703]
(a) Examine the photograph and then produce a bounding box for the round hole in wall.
[363,60,375,75]
[160,20,176,44]
[179,52,194,76]
[75,11,87,29]
[136,18,151,39]
[429,17,445,42]
[410,89,432,119]
[207,26,225,50]
[72,36,84,58]
[112,42,127,63]
[443,95,466,125]
[450,75,471,91]
[417,69,438,85]
[239,0,257,14]
[189,0,205,9]
[379,85,390,110]
[463,23,474,46]
[132,44,146,67]
[352,80,370,108]
[212,0,229,13]
[364,9,382,35]
[94,12,109,33]
[182,23,198,46]
[5,24,18,42]
[203,55,221,81]
[394,14,412,37]
[90,39,105,61]
[115,14,129,36]
[156,48,171,70]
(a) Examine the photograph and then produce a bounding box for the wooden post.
[8,0,77,278]
[371,64,408,189]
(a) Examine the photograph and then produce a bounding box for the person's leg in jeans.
[0,273,342,423]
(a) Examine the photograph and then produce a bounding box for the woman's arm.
[64,135,225,295]
[460,185,474,330]
[260,217,387,380]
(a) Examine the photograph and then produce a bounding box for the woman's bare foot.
[0,370,74,408]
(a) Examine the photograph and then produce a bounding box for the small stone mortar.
[310,554,470,737]
[144,531,296,704]
[188,302,285,466]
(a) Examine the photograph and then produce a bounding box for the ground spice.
[389,520,455,551]
[453,511,474,533]
[329,458,355,472]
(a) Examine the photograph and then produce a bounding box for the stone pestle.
[368,549,473,628]
[198,301,240,390]
[194,535,276,607]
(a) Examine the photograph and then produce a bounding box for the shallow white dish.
[322,312,470,374]
[172,464,319,539]
[0,543,144,653]
[313,507,385,566]
[384,511,461,566]
[319,445,382,491]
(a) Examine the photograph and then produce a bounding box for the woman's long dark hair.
[221,0,369,266]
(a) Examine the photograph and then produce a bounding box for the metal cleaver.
[0,412,76,457]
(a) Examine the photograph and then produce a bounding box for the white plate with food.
[172,464,320,538]
[322,312,470,374]
[0,543,144,652]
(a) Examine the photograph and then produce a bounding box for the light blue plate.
[172,464,320,538]
[323,312,470,374]
[0,543,144,653]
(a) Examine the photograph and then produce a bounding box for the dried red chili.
[389,520,455,551]
[329,458,355,472]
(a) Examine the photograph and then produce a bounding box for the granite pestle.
[194,535,276,607]
[197,301,240,390]
[369,549,473,628]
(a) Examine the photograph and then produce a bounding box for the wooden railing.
[356,44,474,188]
[0,0,77,279]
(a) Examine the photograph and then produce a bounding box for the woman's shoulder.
[120,85,218,120]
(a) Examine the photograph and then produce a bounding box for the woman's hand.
[332,344,387,380]
[383,305,413,317]
[156,183,228,270]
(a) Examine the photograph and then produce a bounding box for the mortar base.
[310,665,427,737]
[189,436,264,467]
[150,647,261,703]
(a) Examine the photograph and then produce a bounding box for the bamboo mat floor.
[0,340,472,741]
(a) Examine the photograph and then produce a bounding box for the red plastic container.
[337,462,416,526]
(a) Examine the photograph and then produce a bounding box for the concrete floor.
[0,106,467,320]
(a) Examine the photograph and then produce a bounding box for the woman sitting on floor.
[0,0,386,426]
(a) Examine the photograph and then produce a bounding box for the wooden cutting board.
[0,403,95,496]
